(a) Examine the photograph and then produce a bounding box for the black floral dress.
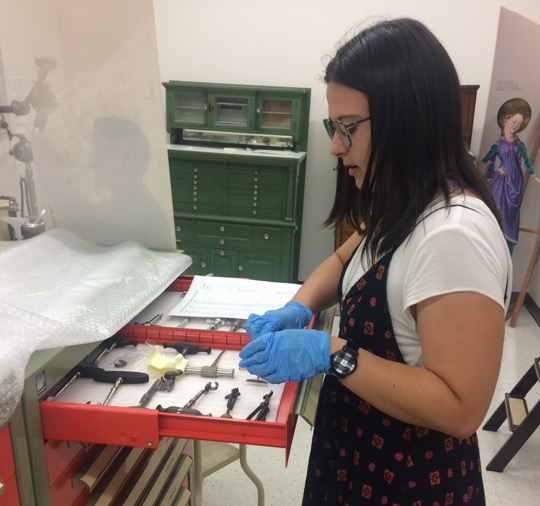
[302,249,485,505]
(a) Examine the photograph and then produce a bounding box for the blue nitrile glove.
[244,301,313,340]
[238,328,330,383]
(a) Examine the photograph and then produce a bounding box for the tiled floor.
[202,307,539,505]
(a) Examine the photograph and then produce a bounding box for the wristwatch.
[328,344,359,379]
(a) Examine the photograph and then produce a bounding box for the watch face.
[331,346,358,378]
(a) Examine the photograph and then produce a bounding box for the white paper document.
[168,275,302,319]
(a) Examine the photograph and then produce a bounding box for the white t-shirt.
[341,195,512,366]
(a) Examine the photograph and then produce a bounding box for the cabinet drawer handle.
[176,226,181,232]
[238,265,244,271]
[219,239,225,245]
[219,225,225,232]
[263,233,270,240]
[219,250,225,256]
[201,262,207,268]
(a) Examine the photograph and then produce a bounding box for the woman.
[482,98,540,254]
[239,18,512,505]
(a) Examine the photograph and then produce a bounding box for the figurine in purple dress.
[482,98,540,254]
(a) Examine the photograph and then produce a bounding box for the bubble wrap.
[0,228,192,426]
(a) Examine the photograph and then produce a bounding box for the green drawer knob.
[263,234,269,240]
[176,226,181,232]
[219,225,225,232]
[238,265,244,271]
[219,250,225,256]
[219,239,225,245]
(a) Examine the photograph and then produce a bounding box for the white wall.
[154,1,540,285]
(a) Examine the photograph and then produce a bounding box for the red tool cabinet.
[7,275,305,505]
[0,425,21,505]
[39,276,299,453]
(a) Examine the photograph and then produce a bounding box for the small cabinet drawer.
[175,219,195,244]
[170,161,224,214]
[196,222,252,249]
[253,226,282,251]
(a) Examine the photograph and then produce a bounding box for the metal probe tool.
[157,381,219,416]
[184,350,235,378]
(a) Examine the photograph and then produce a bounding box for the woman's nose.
[329,134,345,157]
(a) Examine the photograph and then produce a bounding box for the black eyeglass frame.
[323,116,370,147]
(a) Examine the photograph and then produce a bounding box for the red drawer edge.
[40,404,160,448]
[40,382,298,451]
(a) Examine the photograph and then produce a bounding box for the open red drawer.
[40,276,300,457]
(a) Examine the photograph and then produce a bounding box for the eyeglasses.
[323,116,370,147]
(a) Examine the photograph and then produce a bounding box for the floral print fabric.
[302,250,485,505]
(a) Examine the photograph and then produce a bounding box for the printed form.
[169,276,302,319]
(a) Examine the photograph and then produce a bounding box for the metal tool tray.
[39,276,299,460]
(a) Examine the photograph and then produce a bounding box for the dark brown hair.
[324,18,501,264]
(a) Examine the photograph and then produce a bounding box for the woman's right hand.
[496,167,508,176]
[245,301,313,339]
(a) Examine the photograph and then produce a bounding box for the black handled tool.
[46,365,148,403]
[157,381,219,416]
[246,391,273,421]
[163,342,212,356]
[134,313,163,326]
[93,369,149,406]
[46,365,100,400]
[84,336,138,366]
[221,387,241,418]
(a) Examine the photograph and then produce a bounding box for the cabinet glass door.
[173,90,208,126]
[258,99,294,129]
[210,94,253,129]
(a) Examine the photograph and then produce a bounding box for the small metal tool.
[137,371,179,408]
[135,313,163,326]
[177,317,190,328]
[185,350,235,378]
[221,387,241,418]
[246,375,268,384]
[246,391,273,421]
[92,337,138,366]
[206,317,223,330]
[228,319,242,332]
[156,381,219,416]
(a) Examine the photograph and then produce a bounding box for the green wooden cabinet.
[163,81,310,151]
[165,81,310,282]
[170,146,305,282]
